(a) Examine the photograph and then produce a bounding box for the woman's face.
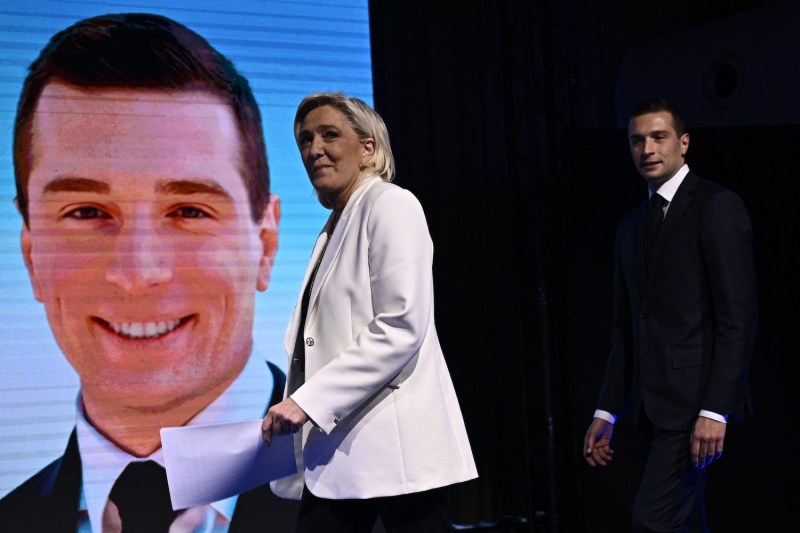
[296,105,374,211]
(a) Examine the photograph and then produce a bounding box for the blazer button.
[333,415,341,425]
[305,337,315,346]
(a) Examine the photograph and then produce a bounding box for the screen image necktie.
[108,461,179,532]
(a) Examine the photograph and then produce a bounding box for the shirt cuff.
[699,410,728,423]
[593,410,617,424]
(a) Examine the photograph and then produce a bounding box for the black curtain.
[370,1,575,529]
[369,1,797,531]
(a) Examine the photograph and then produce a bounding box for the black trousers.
[296,485,450,533]
[632,425,709,533]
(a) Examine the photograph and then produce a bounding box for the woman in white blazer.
[261,93,477,531]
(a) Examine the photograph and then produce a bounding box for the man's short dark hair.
[14,12,271,226]
[630,98,687,137]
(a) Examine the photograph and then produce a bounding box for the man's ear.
[20,222,43,303]
[257,194,280,292]
[680,132,690,156]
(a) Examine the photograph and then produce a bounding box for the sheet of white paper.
[161,419,297,510]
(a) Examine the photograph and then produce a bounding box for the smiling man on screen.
[0,13,297,532]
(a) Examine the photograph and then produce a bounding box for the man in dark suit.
[0,13,297,531]
[583,98,757,532]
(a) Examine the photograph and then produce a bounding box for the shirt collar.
[648,164,689,203]
[77,350,274,532]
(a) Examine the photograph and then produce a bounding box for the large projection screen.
[0,0,372,496]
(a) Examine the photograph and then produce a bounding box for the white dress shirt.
[76,351,275,533]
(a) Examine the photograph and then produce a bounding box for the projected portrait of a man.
[0,13,298,531]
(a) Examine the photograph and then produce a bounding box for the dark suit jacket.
[0,362,298,532]
[597,171,757,430]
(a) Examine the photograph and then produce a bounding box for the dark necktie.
[645,193,667,273]
[109,461,179,532]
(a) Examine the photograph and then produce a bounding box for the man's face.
[22,83,279,412]
[628,111,689,191]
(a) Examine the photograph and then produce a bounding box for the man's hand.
[261,397,309,445]
[584,417,615,467]
[690,416,726,468]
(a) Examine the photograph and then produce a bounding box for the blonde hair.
[294,92,395,182]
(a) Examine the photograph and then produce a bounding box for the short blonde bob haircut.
[294,92,395,182]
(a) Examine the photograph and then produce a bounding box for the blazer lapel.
[25,429,83,530]
[283,225,332,356]
[305,177,382,326]
[632,202,648,293]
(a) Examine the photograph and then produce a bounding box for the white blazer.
[273,177,477,500]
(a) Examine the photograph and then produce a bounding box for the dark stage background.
[369,1,799,531]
